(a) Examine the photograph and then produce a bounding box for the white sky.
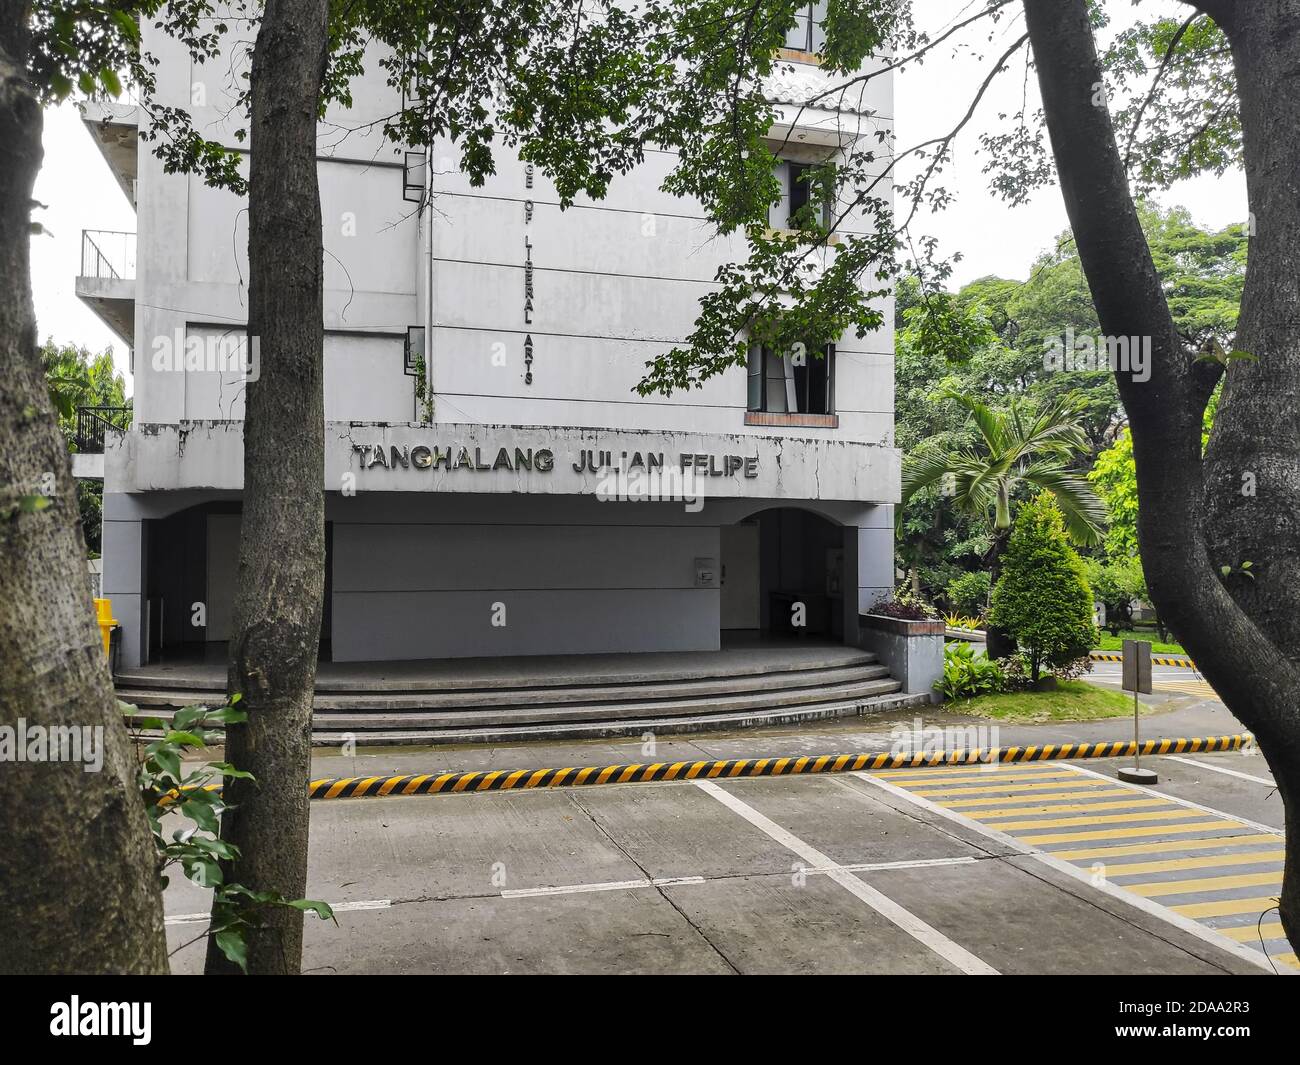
[31,0,1247,392]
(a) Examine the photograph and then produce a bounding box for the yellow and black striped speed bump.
[305,734,1252,800]
[1090,651,1197,669]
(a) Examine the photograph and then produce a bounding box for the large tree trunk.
[204,0,330,975]
[0,5,167,973]
[1202,2,1300,662]
[1023,0,1300,948]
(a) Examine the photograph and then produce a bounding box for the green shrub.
[937,641,1007,699]
[989,494,1098,683]
[1083,556,1147,636]
[945,570,992,617]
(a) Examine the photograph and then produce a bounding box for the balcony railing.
[75,406,132,454]
[80,230,136,281]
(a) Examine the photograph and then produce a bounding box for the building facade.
[77,11,898,669]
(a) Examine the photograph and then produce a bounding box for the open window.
[746,343,835,416]
[771,159,834,231]
[783,2,828,55]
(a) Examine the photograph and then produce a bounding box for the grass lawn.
[943,680,1140,723]
[1095,629,1186,655]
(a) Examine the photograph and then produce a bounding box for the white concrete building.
[77,10,898,670]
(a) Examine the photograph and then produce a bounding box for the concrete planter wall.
[858,613,945,703]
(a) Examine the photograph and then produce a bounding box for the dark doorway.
[724,508,847,641]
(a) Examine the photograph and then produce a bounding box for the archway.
[721,507,848,642]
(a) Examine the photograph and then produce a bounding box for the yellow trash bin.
[93,597,117,658]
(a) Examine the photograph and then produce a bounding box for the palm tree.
[902,388,1106,551]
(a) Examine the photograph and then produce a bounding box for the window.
[771,159,834,230]
[747,343,834,415]
[783,2,827,54]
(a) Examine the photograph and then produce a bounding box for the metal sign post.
[1119,638,1157,784]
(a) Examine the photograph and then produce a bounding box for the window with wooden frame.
[746,342,836,423]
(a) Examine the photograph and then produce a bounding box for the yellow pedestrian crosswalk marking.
[964,797,1169,821]
[1050,833,1279,862]
[1018,819,1242,846]
[1127,870,1282,898]
[944,788,1141,809]
[878,769,1081,785]
[1217,922,1286,943]
[1097,850,1284,877]
[869,760,1290,970]
[868,764,1060,785]
[987,808,1208,832]
[1171,895,1282,919]
[909,779,1111,797]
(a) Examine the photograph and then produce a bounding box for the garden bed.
[941,680,1139,722]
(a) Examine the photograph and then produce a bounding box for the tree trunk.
[1023,0,1300,949]
[1202,4,1300,657]
[982,528,1017,658]
[204,0,330,975]
[0,6,167,974]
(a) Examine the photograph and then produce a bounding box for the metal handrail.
[80,230,136,281]
[75,406,132,453]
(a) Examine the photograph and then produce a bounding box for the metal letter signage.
[349,442,758,480]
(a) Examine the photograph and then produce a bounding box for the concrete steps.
[116,649,919,745]
[311,691,932,746]
[115,660,888,712]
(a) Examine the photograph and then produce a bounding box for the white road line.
[1061,762,1283,836]
[501,876,706,898]
[165,898,391,926]
[693,778,999,975]
[852,771,1285,975]
[497,856,980,900]
[1161,755,1276,787]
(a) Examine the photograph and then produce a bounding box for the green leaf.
[180,798,220,833]
[1220,565,1232,577]
[100,68,123,98]
[213,765,254,781]
[203,705,247,724]
[214,929,248,972]
[172,705,208,730]
[152,748,182,781]
[112,10,141,41]
[286,898,335,921]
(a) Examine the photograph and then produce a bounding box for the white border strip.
[694,778,999,975]
[853,771,1287,975]
[502,876,706,898]
[1161,755,1276,787]
[497,857,980,900]
[165,898,391,926]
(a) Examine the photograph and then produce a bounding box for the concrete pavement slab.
[563,782,795,880]
[302,788,648,902]
[656,874,963,974]
[853,855,1260,975]
[708,774,991,867]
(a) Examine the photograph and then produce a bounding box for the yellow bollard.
[93,597,117,658]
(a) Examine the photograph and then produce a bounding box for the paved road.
[1089,658,1221,702]
[164,746,1289,975]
